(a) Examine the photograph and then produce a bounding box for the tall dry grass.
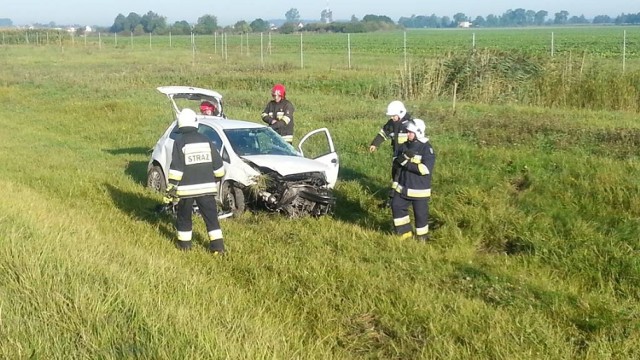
[397,49,640,112]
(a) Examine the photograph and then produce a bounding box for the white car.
[147,86,339,217]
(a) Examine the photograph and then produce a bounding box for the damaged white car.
[147,86,339,217]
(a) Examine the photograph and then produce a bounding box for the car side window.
[198,124,224,154]
[221,147,230,163]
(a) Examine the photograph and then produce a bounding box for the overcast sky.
[4,0,636,26]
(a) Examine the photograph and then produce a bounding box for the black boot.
[416,234,431,242]
[176,240,192,251]
[207,239,225,255]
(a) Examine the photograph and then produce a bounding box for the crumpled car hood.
[242,155,329,177]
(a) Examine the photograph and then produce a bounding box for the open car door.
[298,128,339,188]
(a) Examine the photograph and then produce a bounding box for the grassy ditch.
[0,45,638,358]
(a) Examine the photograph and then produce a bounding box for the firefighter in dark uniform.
[369,100,412,200]
[390,119,436,241]
[164,108,227,254]
[261,83,295,144]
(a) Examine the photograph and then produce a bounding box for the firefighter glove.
[403,149,415,159]
[163,184,178,204]
[394,156,408,167]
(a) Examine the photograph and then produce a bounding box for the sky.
[4,0,637,26]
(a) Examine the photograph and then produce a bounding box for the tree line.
[105,8,640,35]
[103,10,400,35]
[5,8,639,34]
[399,9,640,28]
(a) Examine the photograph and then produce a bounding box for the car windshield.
[224,127,300,156]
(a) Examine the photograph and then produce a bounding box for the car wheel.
[147,165,166,192]
[220,182,245,216]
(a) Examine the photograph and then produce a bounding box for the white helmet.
[178,108,198,129]
[386,100,406,118]
[406,119,427,143]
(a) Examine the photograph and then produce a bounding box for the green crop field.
[0,27,639,358]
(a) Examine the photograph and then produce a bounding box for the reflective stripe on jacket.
[392,140,435,199]
[168,127,225,198]
[370,113,412,153]
[261,99,295,141]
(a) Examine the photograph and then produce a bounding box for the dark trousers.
[388,163,400,198]
[391,194,430,237]
[176,195,222,240]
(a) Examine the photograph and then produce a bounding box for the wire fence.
[2,27,638,72]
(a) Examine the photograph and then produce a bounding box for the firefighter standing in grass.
[391,119,436,241]
[164,108,227,254]
[261,83,295,144]
[369,100,412,201]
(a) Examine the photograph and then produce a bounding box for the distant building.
[458,21,472,28]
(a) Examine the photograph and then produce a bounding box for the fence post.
[472,32,476,49]
[300,32,304,69]
[623,30,626,73]
[551,32,554,57]
[403,31,407,72]
[130,32,133,48]
[99,32,102,50]
[191,32,195,64]
[115,33,117,47]
[149,32,152,50]
[452,82,458,114]
[347,33,351,70]
[260,32,264,67]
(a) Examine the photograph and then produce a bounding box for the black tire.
[147,165,167,192]
[220,182,245,216]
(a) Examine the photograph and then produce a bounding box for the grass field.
[0,28,639,358]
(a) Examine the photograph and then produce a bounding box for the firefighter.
[200,101,217,116]
[390,119,436,242]
[164,108,227,254]
[261,83,295,144]
[369,100,412,202]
